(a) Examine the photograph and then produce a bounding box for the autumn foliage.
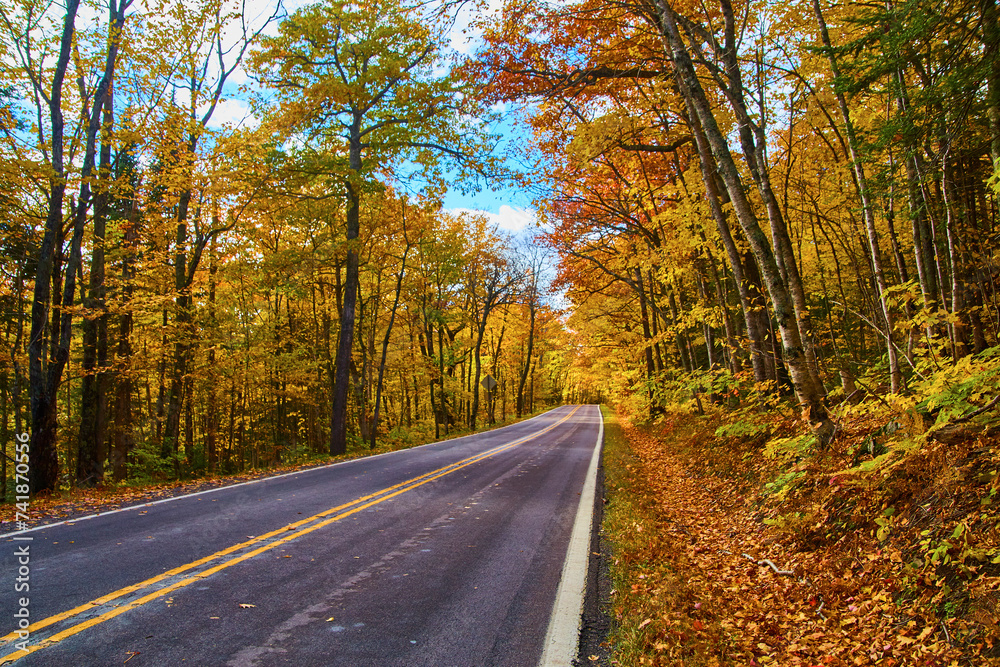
[602,406,1000,665]
[3,0,1000,661]
[466,0,1000,663]
[0,0,565,497]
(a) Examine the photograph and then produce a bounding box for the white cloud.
[448,205,536,233]
[445,0,506,56]
[203,98,258,130]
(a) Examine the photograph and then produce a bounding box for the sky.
[435,0,538,235]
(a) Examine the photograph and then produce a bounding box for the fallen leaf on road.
[239,603,256,609]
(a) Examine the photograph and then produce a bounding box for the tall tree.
[652,0,833,443]
[77,0,132,486]
[153,0,278,470]
[9,0,133,492]
[253,0,495,455]
[516,242,547,417]
[465,222,519,431]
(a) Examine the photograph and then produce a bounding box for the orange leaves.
[602,408,991,666]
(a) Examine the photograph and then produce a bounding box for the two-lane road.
[1,405,603,666]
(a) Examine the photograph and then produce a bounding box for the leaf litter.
[602,407,1000,666]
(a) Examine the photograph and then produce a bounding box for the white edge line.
[0,407,565,539]
[538,404,604,667]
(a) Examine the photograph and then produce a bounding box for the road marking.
[0,406,580,664]
[0,409,559,540]
[539,404,604,667]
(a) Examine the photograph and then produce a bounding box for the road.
[1,405,603,666]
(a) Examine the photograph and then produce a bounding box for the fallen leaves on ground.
[603,407,999,666]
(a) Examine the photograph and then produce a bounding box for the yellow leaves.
[566,114,639,163]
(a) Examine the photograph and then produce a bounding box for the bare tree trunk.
[813,0,901,391]
[371,238,410,449]
[77,89,116,486]
[438,323,448,435]
[636,268,657,396]
[686,106,769,380]
[516,307,536,418]
[710,0,823,385]
[28,0,83,494]
[330,114,363,456]
[206,241,218,472]
[112,202,137,482]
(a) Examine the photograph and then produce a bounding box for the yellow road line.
[0,406,580,664]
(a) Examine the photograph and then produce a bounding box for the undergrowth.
[602,351,1000,665]
[602,406,735,666]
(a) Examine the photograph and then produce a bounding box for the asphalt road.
[1,405,603,667]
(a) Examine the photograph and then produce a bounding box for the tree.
[5,0,133,493]
[516,241,547,417]
[150,0,278,473]
[76,0,133,486]
[464,219,519,431]
[253,0,495,455]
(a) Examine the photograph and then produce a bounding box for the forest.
[1,0,998,545]
[465,0,999,662]
[474,0,1000,432]
[3,0,1000,661]
[0,0,578,497]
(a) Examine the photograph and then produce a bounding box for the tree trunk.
[438,323,448,435]
[77,94,115,487]
[330,113,364,456]
[371,241,410,449]
[636,267,657,411]
[516,306,536,418]
[655,0,834,444]
[28,0,82,494]
[985,0,1000,167]
[206,240,218,473]
[470,321,487,432]
[713,0,823,386]
[685,105,769,381]
[813,0,901,392]
[163,186,194,472]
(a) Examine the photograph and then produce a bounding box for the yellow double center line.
[0,406,580,663]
